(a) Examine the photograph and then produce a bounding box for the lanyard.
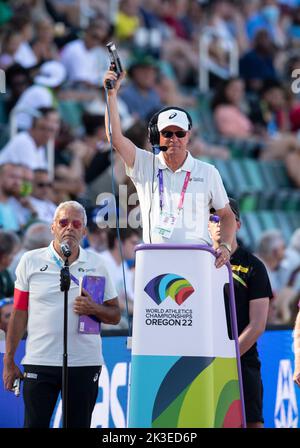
[48,245,79,286]
[158,169,191,214]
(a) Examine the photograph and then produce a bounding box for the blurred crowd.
[0,0,300,332]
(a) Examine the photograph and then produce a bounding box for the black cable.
[104,88,132,336]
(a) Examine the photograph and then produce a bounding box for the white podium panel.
[127,245,245,428]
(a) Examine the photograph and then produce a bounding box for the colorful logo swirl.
[144,274,194,306]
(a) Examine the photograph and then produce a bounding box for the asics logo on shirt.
[40,265,48,272]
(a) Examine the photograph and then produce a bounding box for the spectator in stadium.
[245,0,287,47]
[212,77,255,139]
[9,221,53,281]
[80,113,111,186]
[104,69,236,268]
[256,229,287,294]
[0,107,60,170]
[249,79,300,136]
[115,0,141,42]
[60,16,111,88]
[0,28,23,70]
[0,230,20,298]
[208,198,271,428]
[31,16,59,64]
[120,54,163,122]
[4,64,31,117]
[52,164,84,204]
[239,29,278,93]
[12,16,37,69]
[212,77,300,171]
[14,60,66,130]
[8,164,38,230]
[0,298,13,333]
[85,212,108,254]
[285,229,300,275]
[29,169,57,224]
[100,227,140,330]
[3,200,120,428]
[0,163,23,231]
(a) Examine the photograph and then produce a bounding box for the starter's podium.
[127,244,246,428]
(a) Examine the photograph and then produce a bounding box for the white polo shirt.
[0,132,47,170]
[60,40,109,86]
[14,85,53,130]
[15,242,117,367]
[126,147,229,244]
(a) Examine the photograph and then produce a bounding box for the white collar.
[157,151,195,172]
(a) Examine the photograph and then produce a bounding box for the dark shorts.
[241,358,264,424]
[22,364,101,428]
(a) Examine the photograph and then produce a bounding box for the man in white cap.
[13,60,66,130]
[103,69,235,268]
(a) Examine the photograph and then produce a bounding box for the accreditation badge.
[153,211,178,239]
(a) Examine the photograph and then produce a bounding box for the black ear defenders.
[148,106,193,147]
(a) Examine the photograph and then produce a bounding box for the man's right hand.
[103,69,125,93]
[3,356,23,392]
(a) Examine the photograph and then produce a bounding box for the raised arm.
[104,70,136,168]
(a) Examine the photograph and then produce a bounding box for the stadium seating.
[198,152,300,251]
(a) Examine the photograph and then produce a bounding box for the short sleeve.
[210,166,229,211]
[101,265,118,302]
[248,258,273,300]
[15,253,29,293]
[125,146,153,183]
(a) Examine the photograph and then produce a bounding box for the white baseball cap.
[34,61,66,88]
[157,109,190,131]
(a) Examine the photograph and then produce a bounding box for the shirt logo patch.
[78,268,85,272]
[191,177,204,182]
[40,265,48,272]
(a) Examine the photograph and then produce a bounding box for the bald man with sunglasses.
[3,200,121,428]
[104,69,235,268]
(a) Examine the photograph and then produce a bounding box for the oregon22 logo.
[144,274,194,306]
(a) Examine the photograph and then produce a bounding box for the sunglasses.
[36,182,52,188]
[58,218,83,229]
[209,214,220,224]
[161,130,187,138]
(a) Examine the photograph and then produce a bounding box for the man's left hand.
[73,288,96,315]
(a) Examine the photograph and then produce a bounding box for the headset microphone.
[154,145,168,153]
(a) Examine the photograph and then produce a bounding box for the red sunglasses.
[58,218,83,229]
